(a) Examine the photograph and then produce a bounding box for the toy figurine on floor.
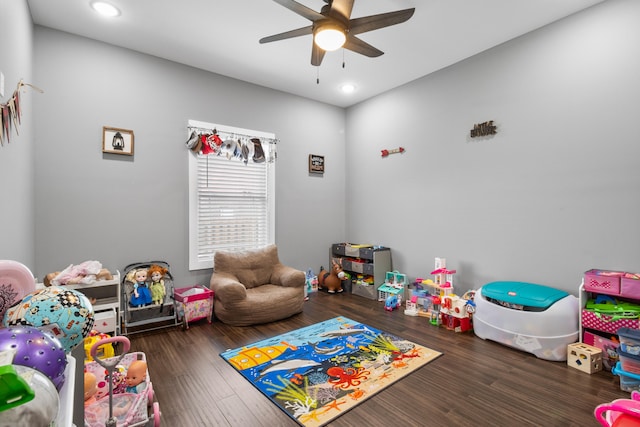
[125,360,148,394]
[318,261,346,294]
[128,268,152,307]
[148,264,168,305]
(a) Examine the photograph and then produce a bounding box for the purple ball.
[0,325,68,390]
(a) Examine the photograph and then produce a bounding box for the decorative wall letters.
[470,120,497,138]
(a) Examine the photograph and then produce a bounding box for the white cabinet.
[65,272,121,335]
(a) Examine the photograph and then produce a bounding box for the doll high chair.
[595,391,640,427]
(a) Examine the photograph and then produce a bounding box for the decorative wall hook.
[381,146,405,157]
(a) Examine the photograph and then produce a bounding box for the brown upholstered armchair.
[209,244,305,326]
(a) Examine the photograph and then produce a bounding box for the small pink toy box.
[174,285,214,329]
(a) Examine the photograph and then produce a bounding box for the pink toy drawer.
[581,309,640,335]
[584,269,624,296]
[621,274,640,299]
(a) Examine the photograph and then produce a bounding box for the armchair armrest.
[272,264,305,288]
[210,271,247,301]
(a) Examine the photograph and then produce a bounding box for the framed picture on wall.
[309,154,324,174]
[102,126,134,155]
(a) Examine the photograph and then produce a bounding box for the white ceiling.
[26,0,605,108]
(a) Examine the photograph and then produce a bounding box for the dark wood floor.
[128,291,627,427]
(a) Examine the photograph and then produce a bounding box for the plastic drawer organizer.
[473,281,579,361]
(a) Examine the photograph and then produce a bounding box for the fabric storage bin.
[584,269,625,295]
[583,330,620,370]
[621,273,640,299]
[581,309,640,335]
[340,258,374,275]
[331,243,374,260]
[352,282,378,300]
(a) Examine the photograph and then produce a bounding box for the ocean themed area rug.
[220,316,442,427]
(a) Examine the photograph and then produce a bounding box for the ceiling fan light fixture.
[314,23,346,51]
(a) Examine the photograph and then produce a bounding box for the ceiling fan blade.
[311,43,326,66]
[272,0,325,22]
[348,8,415,36]
[260,26,313,44]
[343,35,384,57]
[328,0,354,22]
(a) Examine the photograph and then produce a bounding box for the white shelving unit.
[64,271,121,336]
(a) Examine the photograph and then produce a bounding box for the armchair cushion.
[210,244,305,326]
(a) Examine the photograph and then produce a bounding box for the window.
[188,120,276,270]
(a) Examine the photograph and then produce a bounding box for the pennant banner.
[0,79,43,147]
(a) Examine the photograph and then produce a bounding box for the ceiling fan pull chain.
[342,49,345,68]
[317,67,320,85]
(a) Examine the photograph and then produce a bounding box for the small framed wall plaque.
[103,126,134,155]
[309,154,324,174]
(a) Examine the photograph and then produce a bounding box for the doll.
[125,360,148,394]
[128,268,152,307]
[44,260,113,286]
[84,372,98,406]
[148,264,168,305]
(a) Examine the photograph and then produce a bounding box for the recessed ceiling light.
[341,84,356,94]
[91,1,120,17]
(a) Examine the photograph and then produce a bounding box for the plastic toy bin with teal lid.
[473,281,579,361]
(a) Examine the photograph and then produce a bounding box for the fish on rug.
[220,316,442,427]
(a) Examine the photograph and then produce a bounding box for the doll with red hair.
[148,264,168,305]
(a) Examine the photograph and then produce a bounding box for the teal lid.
[482,281,569,308]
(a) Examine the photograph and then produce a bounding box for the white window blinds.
[188,120,276,270]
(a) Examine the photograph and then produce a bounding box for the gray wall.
[31,28,346,286]
[3,0,639,297]
[346,0,640,294]
[0,0,35,268]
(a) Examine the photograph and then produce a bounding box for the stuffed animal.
[318,261,346,293]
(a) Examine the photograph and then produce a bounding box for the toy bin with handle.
[612,362,640,393]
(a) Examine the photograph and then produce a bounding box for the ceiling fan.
[259,0,415,66]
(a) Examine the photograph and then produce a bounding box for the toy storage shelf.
[579,272,640,372]
[64,272,121,336]
[331,243,391,300]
